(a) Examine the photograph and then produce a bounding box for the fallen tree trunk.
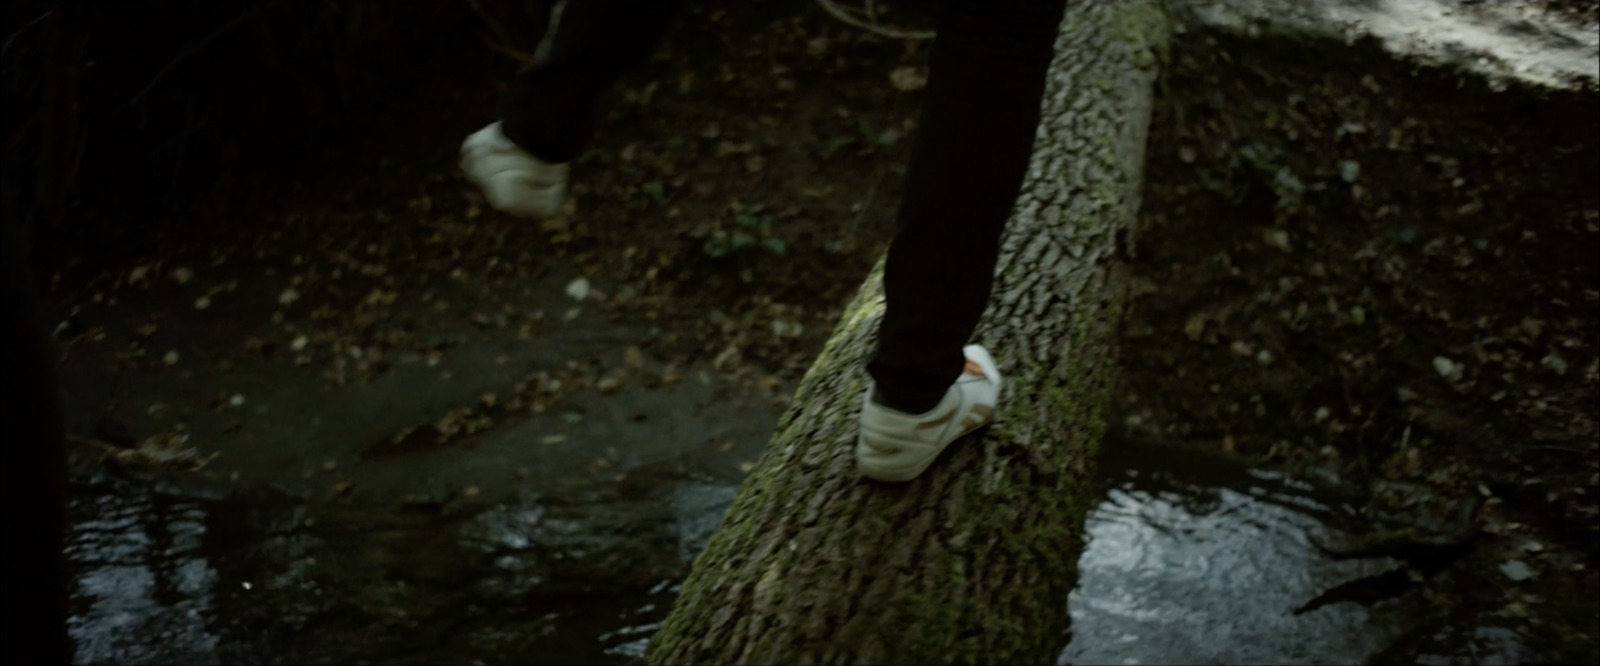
[647,3,1171,663]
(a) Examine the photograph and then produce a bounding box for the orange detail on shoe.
[963,359,986,377]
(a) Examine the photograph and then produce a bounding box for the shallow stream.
[65,440,1527,665]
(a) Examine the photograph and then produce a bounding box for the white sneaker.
[857,344,1002,482]
[459,121,570,219]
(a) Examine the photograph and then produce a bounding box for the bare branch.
[466,0,535,65]
[815,0,934,40]
[131,6,267,107]
[1,8,53,59]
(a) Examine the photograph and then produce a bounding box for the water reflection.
[1060,453,1398,665]
[67,492,218,665]
[65,447,1521,665]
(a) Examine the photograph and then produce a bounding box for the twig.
[1,8,52,58]
[67,434,120,450]
[466,0,536,64]
[475,29,535,64]
[815,0,934,40]
[131,7,265,106]
[531,0,568,66]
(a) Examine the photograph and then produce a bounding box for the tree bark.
[647,2,1171,664]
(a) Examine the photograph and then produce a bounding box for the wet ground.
[69,432,1528,665]
[39,0,1598,663]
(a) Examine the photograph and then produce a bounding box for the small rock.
[1499,559,1537,582]
[1433,356,1464,382]
[194,295,212,310]
[771,320,803,338]
[171,267,195,284]
[291,335,309,351]
[163,350,180,366]
[279,288,300,306]
[1338,160,1361,183]
[565,277,591,301]
[1540,354,1568,376]
[1263,229,1292,252]
[889,66,927,92]
[228,394,245,407]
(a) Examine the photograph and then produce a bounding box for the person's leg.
[499,0,680,164]
[463,0,679,217]
[866,0,1066,414]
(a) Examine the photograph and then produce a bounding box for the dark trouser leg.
[499,0,680,164]
[867,0,1067,414]
[2,216,73,664]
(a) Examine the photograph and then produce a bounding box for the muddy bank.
[1116,7,1599,662]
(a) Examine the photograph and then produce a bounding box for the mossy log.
[647,3,1172,664]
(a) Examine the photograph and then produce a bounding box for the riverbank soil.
[29,0,1597,662]
[1121,19,1598,662]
